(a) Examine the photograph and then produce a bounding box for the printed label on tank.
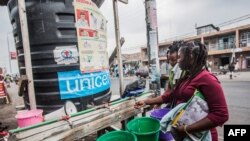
[54,46,79,65]
[58,70,110,99]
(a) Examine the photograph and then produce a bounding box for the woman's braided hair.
[187,41,208,80]
[174,41,208,90]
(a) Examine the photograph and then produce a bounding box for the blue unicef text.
[58,70,110,99]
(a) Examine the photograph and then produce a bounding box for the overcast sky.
[0,0,250,72]
[99,0,250,54]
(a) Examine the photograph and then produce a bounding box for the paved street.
[216,72,250,140]
[216,80,250,140]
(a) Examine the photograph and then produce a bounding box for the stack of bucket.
[97,117,160,141]
[97,108,174,141]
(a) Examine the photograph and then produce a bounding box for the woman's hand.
[175,125,187,136]
[153,104,161,109]
[172,124,188,141]
[134,96,164,109]
[134,100,146,109]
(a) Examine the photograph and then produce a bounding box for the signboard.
[10,52,17,60]
[74,0,109,73]
[58,70,110,99]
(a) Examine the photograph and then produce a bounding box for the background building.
[140,24,250,71]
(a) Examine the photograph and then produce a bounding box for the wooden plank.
[113,0,124,97]
[11,92,154,141]
[44,107,140,141]
[14,120,69,140]
[16,112,109,141]
[15,103,127,140]
[18,107,139,141]
[14,109,107,139]
[68,109,107,122]
[18,0,36,109]
[72,111,111,127]
[17,124,71,141]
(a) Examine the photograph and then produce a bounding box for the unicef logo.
[61,50,73,59]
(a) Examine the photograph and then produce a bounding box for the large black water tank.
[8,0,111,114]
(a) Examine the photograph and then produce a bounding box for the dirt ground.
[0,101,18,130]
[0,83,21,130]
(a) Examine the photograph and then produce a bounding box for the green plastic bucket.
[127,117,160,141]
[97,131,137,141]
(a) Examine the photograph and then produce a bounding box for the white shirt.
[171,63,182,85]
[160,62,167,75]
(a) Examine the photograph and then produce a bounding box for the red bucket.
[15,109,43,128]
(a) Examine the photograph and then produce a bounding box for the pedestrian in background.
[228,63,235,79]
[3,74,12,88]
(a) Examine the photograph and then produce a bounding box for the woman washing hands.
[134,41,184,109]
[135,41,228,141]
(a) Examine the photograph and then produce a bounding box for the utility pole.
[18,0,37,109]
[145,0,160,95]
[6,33,12,74]
[113,0,128,97]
